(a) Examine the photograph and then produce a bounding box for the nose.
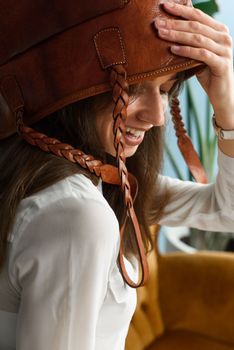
[135,88,167,127]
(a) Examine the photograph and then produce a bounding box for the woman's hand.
[154,1,234,130]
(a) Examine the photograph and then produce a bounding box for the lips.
[124,127,145,146]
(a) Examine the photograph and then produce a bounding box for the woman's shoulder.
[16,173,111,216]
[7,174,120,296]
[9,174,119,245]
[24,173,107,209]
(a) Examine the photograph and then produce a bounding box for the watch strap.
[212,116,234,140]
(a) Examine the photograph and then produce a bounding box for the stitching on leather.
[128,61,198,82]
[27,60,199,123]
[94,27,126,69]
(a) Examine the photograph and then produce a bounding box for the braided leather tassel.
[16,109,104,175]
[110,65,132,208]
[16,108,137,189]
[170,97,208,184]
[110,65,149,288]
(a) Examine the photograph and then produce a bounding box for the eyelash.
[128,82,174,102]
[160,89,169,96]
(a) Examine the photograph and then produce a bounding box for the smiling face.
[95,72,177,157]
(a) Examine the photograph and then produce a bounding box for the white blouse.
[0,149,234,350]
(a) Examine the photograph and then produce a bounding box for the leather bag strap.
[170,97,208,184]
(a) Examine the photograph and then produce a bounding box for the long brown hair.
[0,77,184,270]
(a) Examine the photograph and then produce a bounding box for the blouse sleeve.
[158,149,234,231]
[9,195,119,350]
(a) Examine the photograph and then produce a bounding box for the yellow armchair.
[126,236,234,350]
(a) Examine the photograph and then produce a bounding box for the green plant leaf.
[186,82,204,164]
[165,144,186,181]
[192,0,219,17]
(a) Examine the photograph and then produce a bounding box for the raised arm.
[155,1,234,157]
[158,149,234,231]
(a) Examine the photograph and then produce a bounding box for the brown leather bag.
[0,0,206,287]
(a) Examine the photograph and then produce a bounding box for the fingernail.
[171,45,180,51]
[159,28,169,35]
[156,18,167,27]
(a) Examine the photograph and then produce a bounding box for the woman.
[0,0,233,349]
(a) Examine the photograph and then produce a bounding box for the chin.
[107,146,138,158]
[125,146,138,158]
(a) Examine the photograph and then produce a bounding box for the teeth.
[126,127,144,138]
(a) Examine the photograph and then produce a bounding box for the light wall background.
[164,0,234,178]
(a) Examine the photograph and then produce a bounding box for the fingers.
[156,17,229,46]
[156,2,234,125]
[170,44,222,71]
[156,26,226,57]
[154,2,233,73]
[160,1,229,33]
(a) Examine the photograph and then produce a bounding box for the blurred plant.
[166,0,234,251]
[192,0,219,17]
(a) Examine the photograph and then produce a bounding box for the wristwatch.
[212,116,234,140]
